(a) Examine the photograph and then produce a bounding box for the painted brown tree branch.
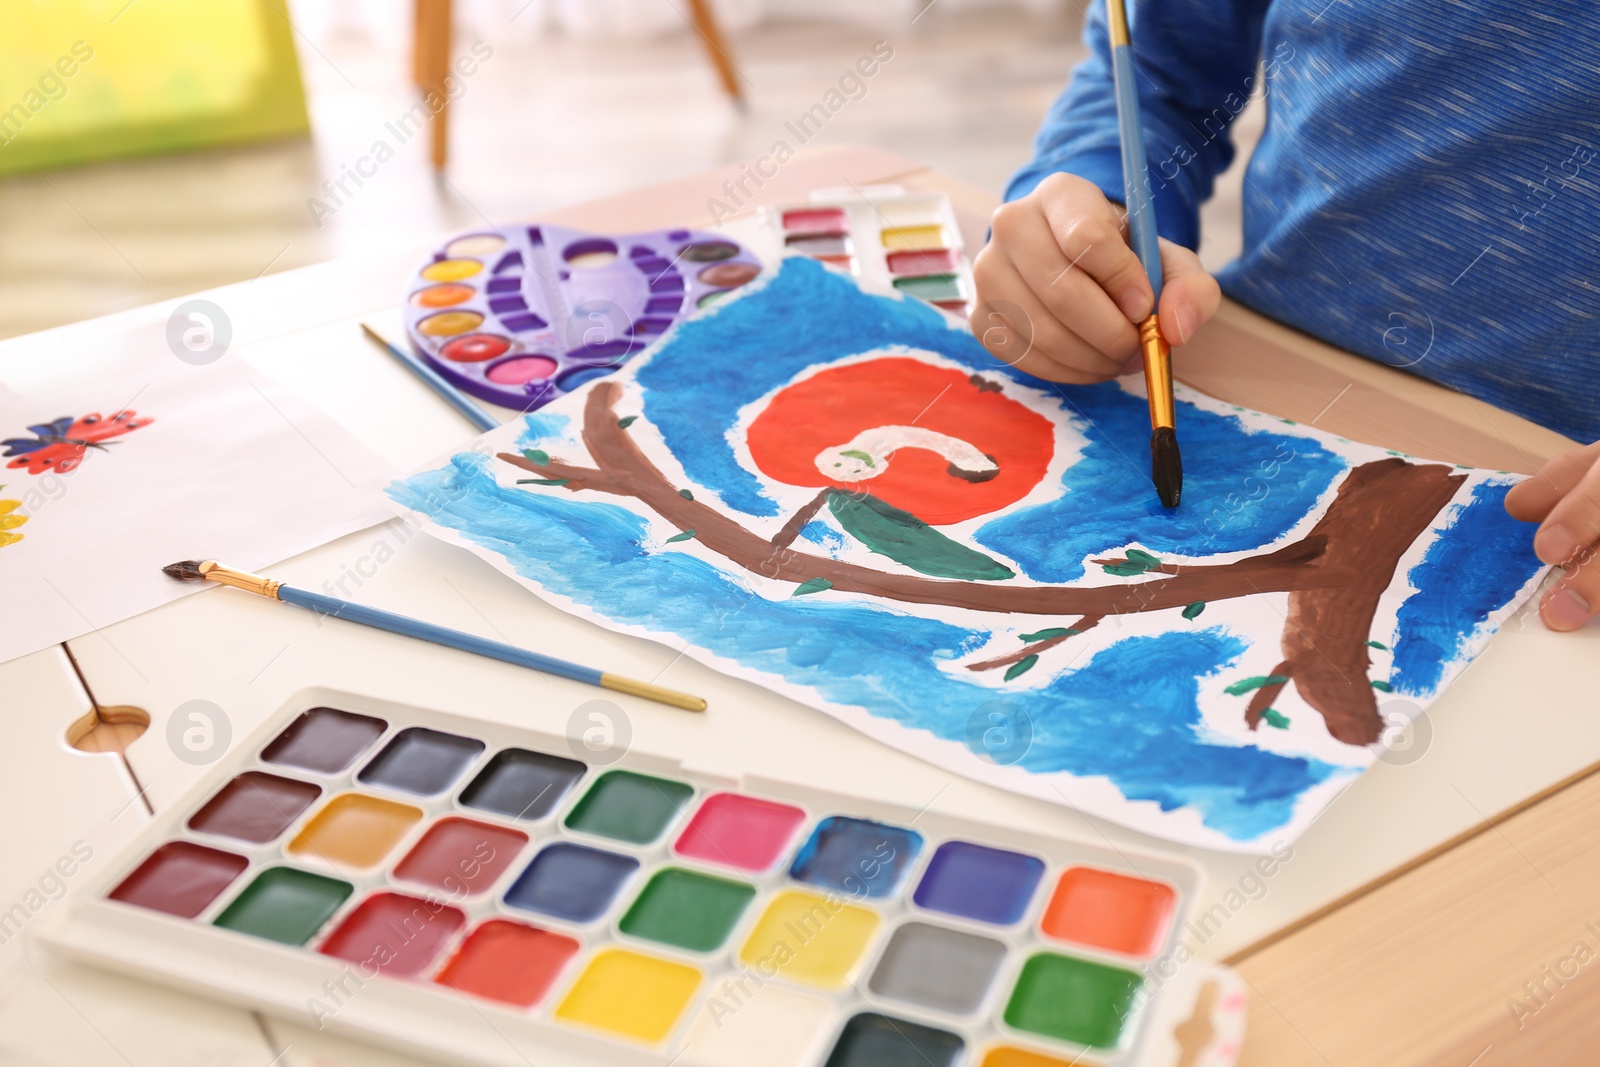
[499,381,1466,746]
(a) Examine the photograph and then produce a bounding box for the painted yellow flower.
[0,495,27,549]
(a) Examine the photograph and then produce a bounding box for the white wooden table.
[2,145,1595,1067]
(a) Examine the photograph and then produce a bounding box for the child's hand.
[970,173,1220,384]
[1506,440,1600,631]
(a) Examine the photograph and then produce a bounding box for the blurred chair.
[0,0,309,177]
[411,0,745,171]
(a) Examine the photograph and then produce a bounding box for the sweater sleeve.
[1006,0,1274,250]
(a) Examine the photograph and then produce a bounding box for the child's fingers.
[1505,440,1600,522]
[1154,240,1222,345]
[1529,448,1600,569]
[1542,556,1599,631]
[1520,438,1600,629]
[969,255,1125,383]
[1032,174,1154,322]
[1009,247,1142,366]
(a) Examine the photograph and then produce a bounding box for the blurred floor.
[0,2,1258,341]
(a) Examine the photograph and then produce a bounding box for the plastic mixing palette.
[403,225,763,412]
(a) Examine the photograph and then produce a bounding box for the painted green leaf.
[1019,627,1079,642]
[1224,674,1290,696]
[1100,548,1164,577]
[839,449,875,467]
[1370,679,1394,692]
[1004,655,1039,681]
[522,448,549,465]
[1366,640,1389,651]
[617,415,638,428]
[826,490,1014,581]
[516,477,568,487]
[1261,708,1290,729]
[1182,601,1206,620]
[679,488,695,500]
[792,577,832,597]
[665,530,696,543]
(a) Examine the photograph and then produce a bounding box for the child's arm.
[974,0,1272,382]
[1506,442,1600,631]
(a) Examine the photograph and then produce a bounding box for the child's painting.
[388,258,1546,851]
[0,360,392,664]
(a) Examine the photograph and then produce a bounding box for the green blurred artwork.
[0,0,309,175]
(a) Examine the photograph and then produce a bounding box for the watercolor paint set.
[403,225,763,412]
[758,185,975,317]
[46,691,1244,1067]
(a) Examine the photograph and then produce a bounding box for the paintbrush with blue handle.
[162,559,706,712]
[1106,0,1182,508]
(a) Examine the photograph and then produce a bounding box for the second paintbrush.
[162,559,707,712]
[1106,0,1183,508]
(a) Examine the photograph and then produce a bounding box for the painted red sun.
[746,358,1054,524]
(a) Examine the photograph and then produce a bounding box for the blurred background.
[0,0,1259,341]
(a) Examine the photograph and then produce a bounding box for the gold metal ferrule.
[1139,314,1176,430]
[1106,0,1132,46]
[198,560,283,599]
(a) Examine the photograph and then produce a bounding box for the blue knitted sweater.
[1008,0,1600,443]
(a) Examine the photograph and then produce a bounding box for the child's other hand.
[1506,440,1600,631]
[970,173,1220,384]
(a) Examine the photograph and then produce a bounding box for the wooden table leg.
[413,0,452,170]
[684,0,747,108]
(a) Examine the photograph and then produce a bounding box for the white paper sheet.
[387,259,1548,851]
[0,357,392,663]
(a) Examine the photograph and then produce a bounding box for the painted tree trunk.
[499,382,1468,748]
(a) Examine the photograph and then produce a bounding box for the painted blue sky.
[638,258,1347,582]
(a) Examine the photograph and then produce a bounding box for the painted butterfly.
[2,411,155,475]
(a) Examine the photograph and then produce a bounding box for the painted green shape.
[1370,680,1394,692]
[0,6,310,178]
[522,448,549,465]
[679,488,695,500]
[1182,601,1206,620]
[517,478,569,487]
[617,415,638,428]
[1005,952,1143,1049]
[1261,708,1291,729]
[839,449,875,467]
[792,578,833,597]
[564,769,694,845]
[665,530,697,543]
[1019,627,1078,642]
[213,867,351,946]
[1223,674,1290,696]
[619,867,755,952]
[1101,549,1161,577]
[1366,640,1390,651]
[1004,655,1039,681]
[827,490,1014,581]
[890,273,964,302]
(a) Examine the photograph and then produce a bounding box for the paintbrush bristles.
[1151,427,1183,509]
[162,559,209,581]
[161,559,280,597]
